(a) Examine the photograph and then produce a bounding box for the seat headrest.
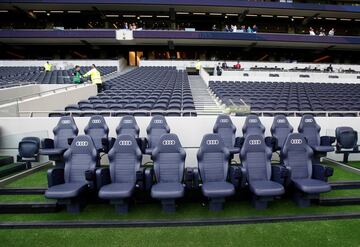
[283,133,307,151]
[54,116,78,133]
[336,126,354,136]
[213,114,235,131]
[298,114,319,130]
[155,133,183,153]
[242,134,266,152]
[112,134,139,153]
[200,134,226,153]
[147,115,170,132]
[273,115,291,128]
[86,115,108,130]
[243,114,264,130]
[119,115,138,128]
[70,135,96,154]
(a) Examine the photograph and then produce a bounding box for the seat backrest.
[336,127,358,150]
[197,134,230,183]
[298,114,321,147]
[84,115,109,150]
[108,134,142,184]
[18,137,40,158]
[152,134,185,183]
[116,115,140,138]
[282,133,313,180]
[242,114,265,137]
[240,134,272,182]
[213,114,236,149]
[53,116,79,149]
[271,115,294,149]
[146,115,170,149]
[64,135,98,183]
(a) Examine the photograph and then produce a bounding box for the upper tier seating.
[0,66,116,86]
[63,67,196,117]
[209,80,360,116]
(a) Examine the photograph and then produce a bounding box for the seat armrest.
[136,167,145,190]
[184,167,194,189]
[283,166,292,186]
[137,138,148,154]
[144,167,154,191]
[47,167,64,187]
[42,138,54,149]
[85,168,97,190]
[265,136,277,151]
[312,164,334,182]
[271,165,289,185]
[96,167,110,190]
[228,165,241,188]
[239,165,247,188]
[320,136,336,146]
[235,137,244,150]
[193,168,200,189]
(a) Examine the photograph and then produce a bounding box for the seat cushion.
[45,182,88,199]
[292,178,331,194]
[98,183,135,199]
[151,182,184,199]
[202,181,235,198]
[249,180,285,197]
[40,148,67,156]
[312,145,334,153]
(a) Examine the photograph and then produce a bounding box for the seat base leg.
[209,198,225,211]
[113,199,129,214]
[293,191,311,208]
[251,195,272,210]
[161,199,176,213]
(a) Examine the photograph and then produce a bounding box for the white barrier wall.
[1,116,360,166]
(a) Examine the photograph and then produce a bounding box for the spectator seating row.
[209,81,360,116]
[41,114,334,213]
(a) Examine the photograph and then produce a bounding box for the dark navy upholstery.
[242,115,265,138]
[146,115,170,154]
[197,134,234,211]
[335,126,359,163]
[271,115,294,150]
[213,114,239,154]
[116,115,140,138]
[84,115,109,151]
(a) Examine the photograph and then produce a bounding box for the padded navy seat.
[145,115,170,155]
[335,126,359,163]
[116,115,140,138]
[240,134,284,209]
[45,135,98,213]
[213,114,239,154]
[242,115,265,138]
[151,134,185,212]
[97,134,141,213]
[271,115,294,151]
[84,115,109,152]
[197,134,234,211]
[282,133,332,207]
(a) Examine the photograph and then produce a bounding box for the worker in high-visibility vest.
[83,64,102,92]
[43,61,52,72]
[195,60,202,74]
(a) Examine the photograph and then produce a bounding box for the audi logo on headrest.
[91,119,102,124]
[249,119,258,123]
[220,119,229,123]
[304,119,313,123]
[76,141,88,146]
[206,140,219,145]
[61,120,71,124]
[119,140,132,146]
[249,140,261,145]
[290,139,303,144]
[123,120,133,124]
[277,119,286,123]
[162,140,175,145]
[154,120,163,124]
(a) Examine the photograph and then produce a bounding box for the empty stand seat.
[145,115,170,155]
[242,115,265,138]
[335,127,359,163]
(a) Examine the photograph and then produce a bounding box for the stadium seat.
[40,116,78,167]
[150,133,186,212]
[270,115,294,151]
[298,115,335,165]
[282,133,333,207]
[335,127,359,163]
[145,115,170,155]
[116,115,140,138]
[17,137,40,169]
[97,134,142,213]
[197,134,235,211]
[242,114,265,138]
[213,114,240,154]
[45,135,99,213]
[240,134,285,209]
[84,115,110,153]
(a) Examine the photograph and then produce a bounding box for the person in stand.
[326,64,333,72]
[212,24,217,31]
[252,24,258,33]
[72,65,83,84]
[83,64,102,93]
[234,61,241,69]
[222,61,228,69]
[224,25,230,32]
[309,27,316,35]
[216,63,222,76]
[43,61,52,72]
[328,28,335,36]
[247,26,253,33]
[195,60,202,74]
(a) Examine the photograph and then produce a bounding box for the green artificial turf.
[322,189,360,198]
[1,219,360,247]
[0,194,50,202]
[326,164,360,181]
[347,161,360,170]
[2,166,49,188]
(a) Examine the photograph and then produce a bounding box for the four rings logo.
[91,119,102,124]
[162,140,176,145]
[154,120,163,124]
[304,119,313,123]
[76,141,88,147]
[249,119,258,123]
[290,139,303,144]
[123,120,133,124]
[206,140,219,145]
[119,140,132,146]
[277,119,286,123]
[220,119,229,123]
[249,140,261,145]
[61,120,71,124]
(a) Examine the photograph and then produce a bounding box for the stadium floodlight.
[0,10,8,13]
[176,12,189,15]
[209,13,222,16]
[193,12,206,15]
[33,10,46,13]
[123,14,136,18]
[68,11,81,13]
[139,15,152,18]
[226,13,238,16]
[246,14,257,17]
[50,11,64,13]
[106,14,119,18]
[157,15,169,18]
[277,16,289,18]
[340,18,351,21]
[261,15,273,18]
[325,17,337,21]
[293,16,304,19]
